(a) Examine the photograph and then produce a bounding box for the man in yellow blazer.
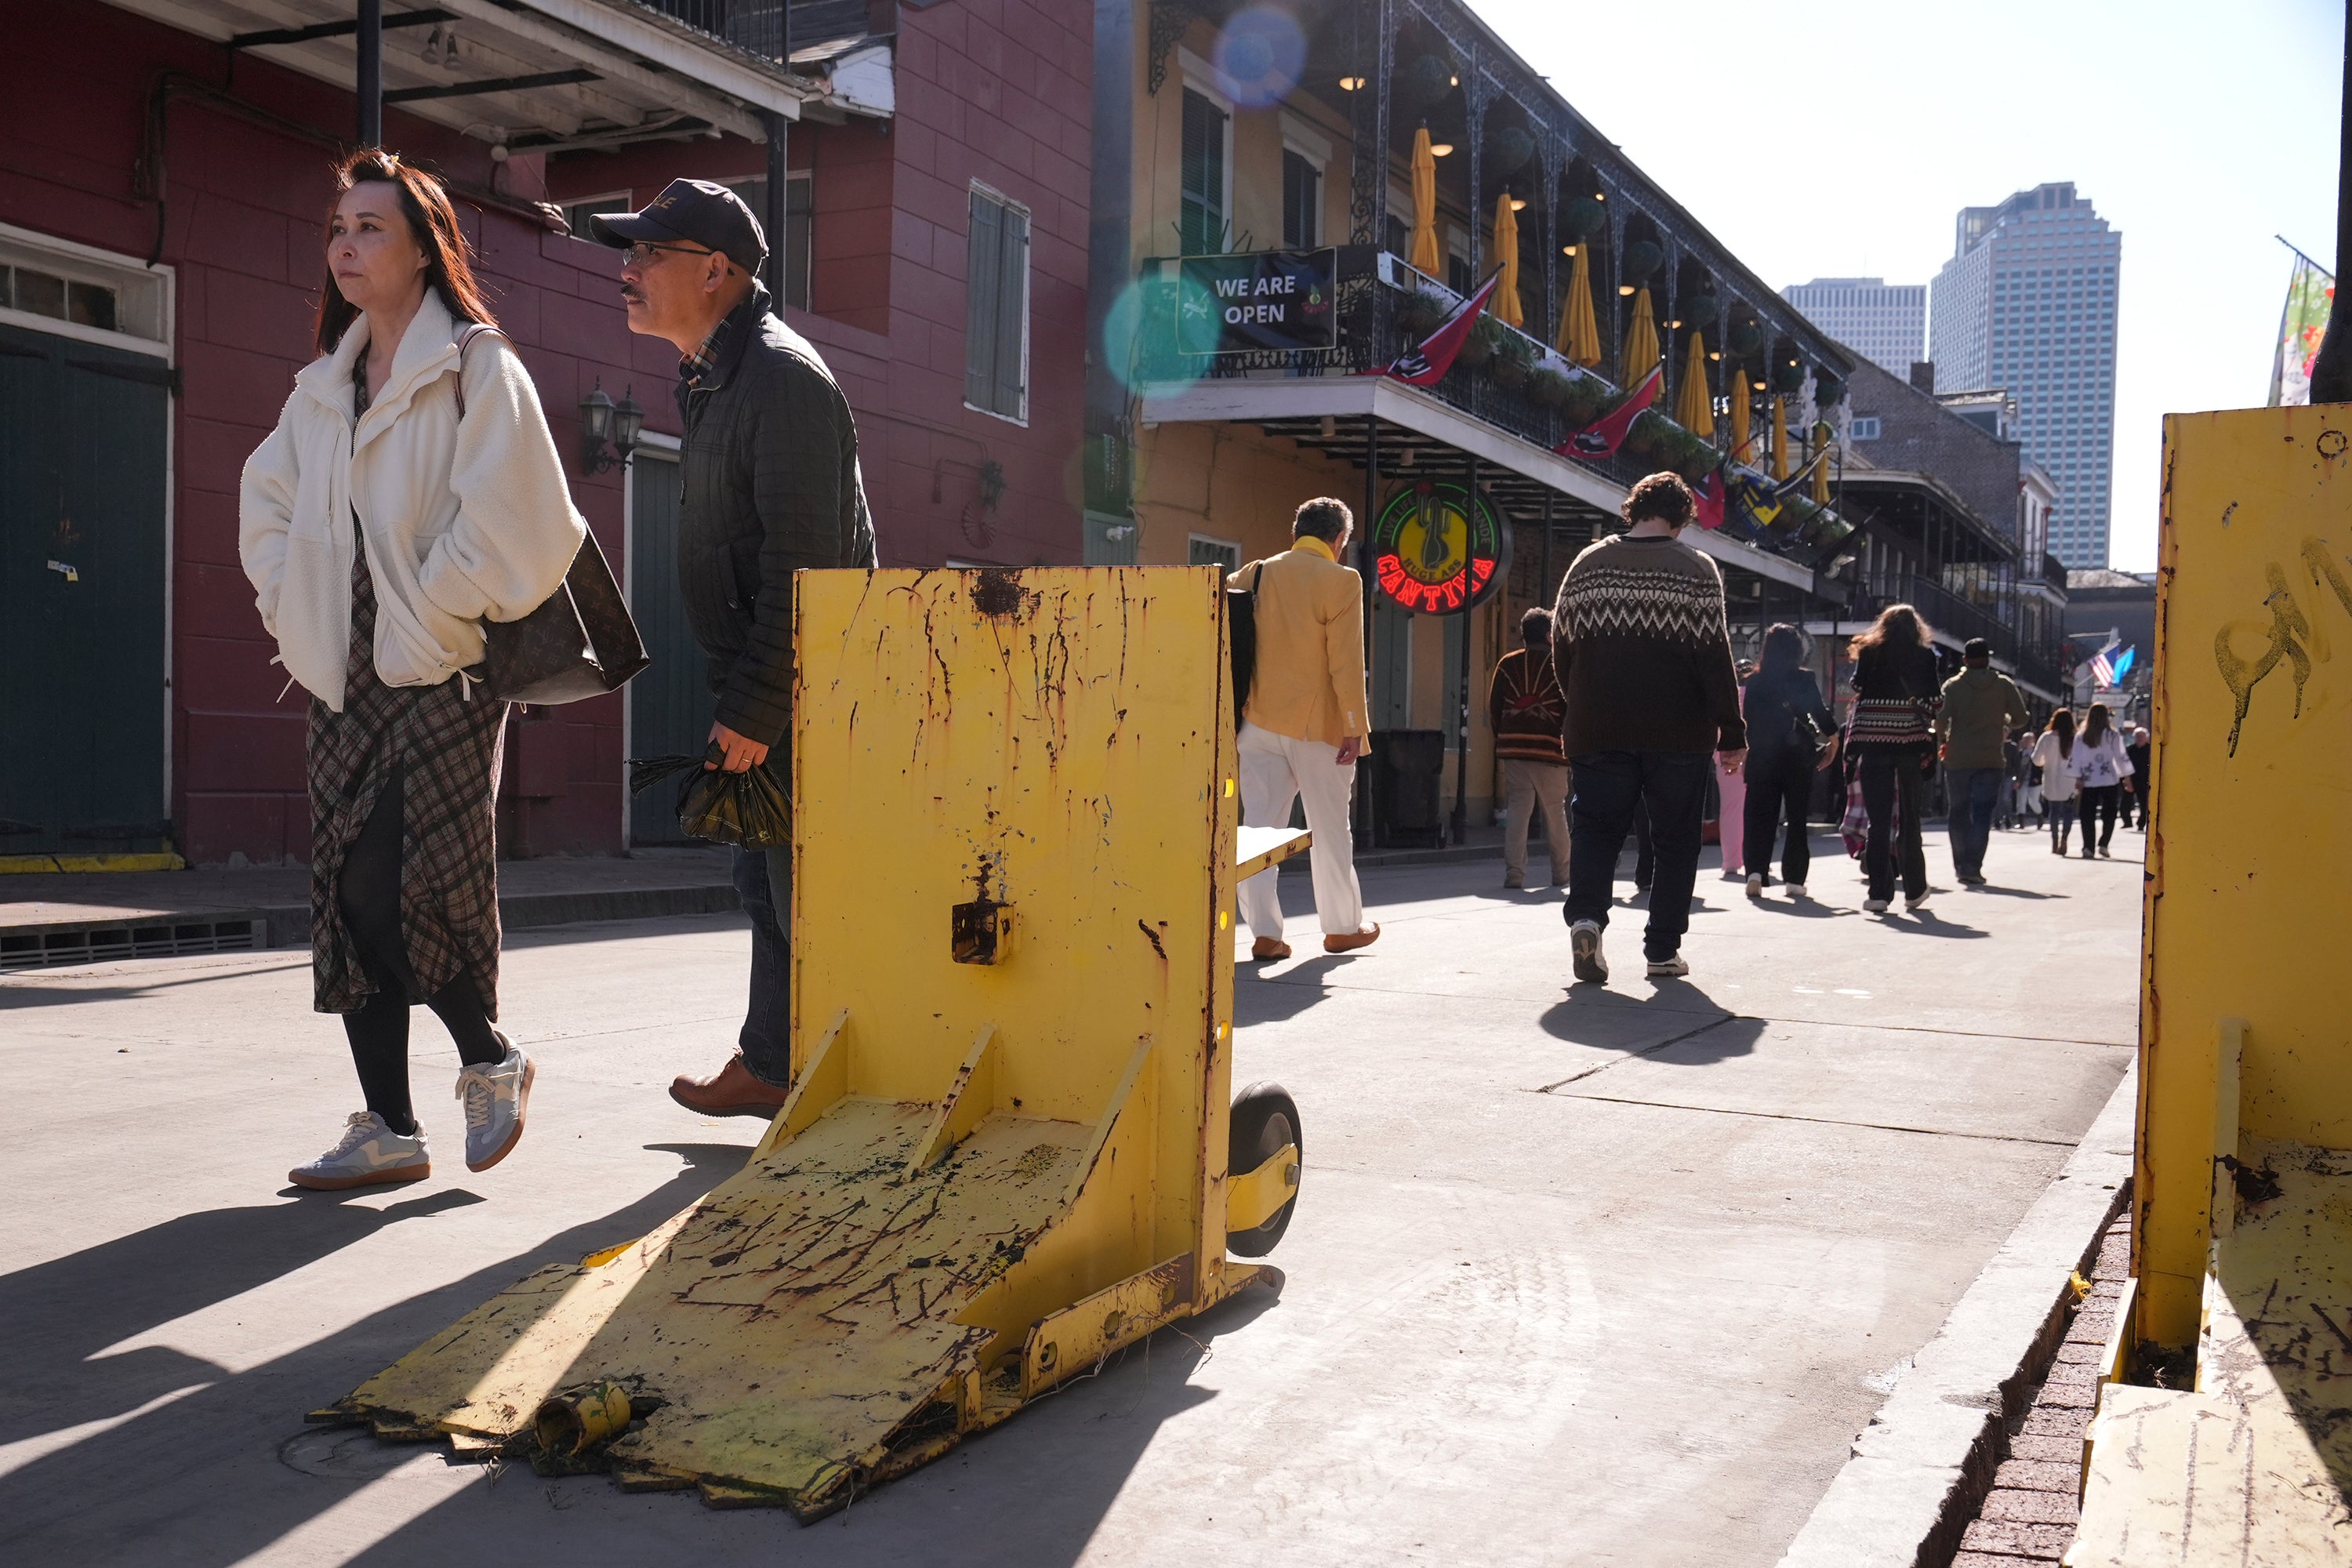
[1229,498,1381,960]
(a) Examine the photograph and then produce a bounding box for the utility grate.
[0,918,263,972]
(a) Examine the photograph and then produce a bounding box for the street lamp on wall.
[579,379,644,474]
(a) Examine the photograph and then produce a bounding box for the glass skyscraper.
[1929,183,2121,568]
[1780,278,1926,376]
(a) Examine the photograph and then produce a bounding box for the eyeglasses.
[619,241,716,269]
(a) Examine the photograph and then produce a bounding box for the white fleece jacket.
[239,291,585,710]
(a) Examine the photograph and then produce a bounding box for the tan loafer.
[669,1054,790,1118]
[1323,923,1380,954]
[1250,937,1293,961]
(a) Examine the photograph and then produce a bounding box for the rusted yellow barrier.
[314,568,1304,1515]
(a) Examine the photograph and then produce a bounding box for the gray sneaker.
[1646,953,1691,978]
[1570,920,1608,984]
[291,1111,430,1191]
[457,1035,535,1173]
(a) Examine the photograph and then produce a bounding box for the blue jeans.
[1564,750,1711,961]
[732,844,793,1088]
[1944,765,2002,879]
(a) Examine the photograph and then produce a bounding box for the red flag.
[1375,274,1502,386]
[1691,464,1726,529]
[1556,366,1662,459]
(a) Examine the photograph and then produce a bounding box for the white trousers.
[1237,721,1367,942]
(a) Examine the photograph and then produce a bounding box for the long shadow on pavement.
[0,1142,750,1566]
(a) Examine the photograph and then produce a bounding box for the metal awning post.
[357,0,382,146]
[761,110,789,306]
[1454,452,1476,844]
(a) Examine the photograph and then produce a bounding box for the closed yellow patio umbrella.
[1769,394,1789,480]
[1811,423,1833,504]
[1557,244,1600,367]
[1730,369,1752,464]
[1622,287,1659,386]
[1410,127,1441,278]
[1674,330,1712,437]
[1492,191,1523,328]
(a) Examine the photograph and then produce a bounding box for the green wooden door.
[626,449,717,846]
[0,323,169,856]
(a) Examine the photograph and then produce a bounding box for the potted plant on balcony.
[1526,364,1574,408]
[1399,286,1454,339]
[1490,329,1535,390]
[1454,311,1503,369]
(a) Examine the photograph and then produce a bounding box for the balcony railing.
[635,0,875,61]
[1136,245,1855,573]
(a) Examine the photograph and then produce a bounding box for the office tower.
[1780,278,1926,376]
[1930,183,2122,568]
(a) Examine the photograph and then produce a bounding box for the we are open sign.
[1177,249,1337,355]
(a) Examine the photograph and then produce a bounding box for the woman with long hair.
[241,151,584,1189]
[2031,709,2080,854]
[1740,624,1838,899]
[2067,701,2133,858]
[1846,604,1941,914]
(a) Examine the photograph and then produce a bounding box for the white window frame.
[1177,48,1236,254]
[557,191,634,244]
[1187,533,1243,572]
[1850,415,1882,441]
[963,181,1032,428]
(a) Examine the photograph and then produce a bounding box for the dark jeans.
[732,844,794,1087]
[1564,750,1711,961]
[1741,750,1816,887]
[1944,765,2002,880]
[1857,747,1929,902]
[2078,784,2122,852]
[2048,796,2078,850]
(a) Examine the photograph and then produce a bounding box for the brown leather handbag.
[449,325,650,706]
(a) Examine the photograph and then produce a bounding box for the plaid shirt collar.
[679,310,736,387]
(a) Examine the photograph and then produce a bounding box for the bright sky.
[1475,0,2343,571]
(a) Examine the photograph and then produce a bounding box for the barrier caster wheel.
[1227,1081,1301,1257]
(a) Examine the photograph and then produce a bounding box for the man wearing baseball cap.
[591,178,878,1116]
[1934,637,2030,887]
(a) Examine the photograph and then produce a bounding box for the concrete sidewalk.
[0,819,2142,1566]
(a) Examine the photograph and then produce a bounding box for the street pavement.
[0,821,2141,1566]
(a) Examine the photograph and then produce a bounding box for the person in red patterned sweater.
[1489,607,1572,890]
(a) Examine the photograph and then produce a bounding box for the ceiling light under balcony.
[1618,285,1636,296]
[1429,142,1454,157]
[1510,198,1526,210]
[1339,75,1363,90]
[1562,245,1577,256]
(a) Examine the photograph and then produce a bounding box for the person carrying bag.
[241,151,595,1192]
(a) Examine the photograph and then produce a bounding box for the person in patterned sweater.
[1489,607,1572,890]
[1549,473,1748,984]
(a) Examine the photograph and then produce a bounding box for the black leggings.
[339,761,504,1135]
[1742,750,1816,886]
[2078,784,2122,853]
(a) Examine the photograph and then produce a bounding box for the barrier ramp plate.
[320,568,1299,1515]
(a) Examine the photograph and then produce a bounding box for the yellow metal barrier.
[2068,407,2352,1564]
[314,568,1304,1515]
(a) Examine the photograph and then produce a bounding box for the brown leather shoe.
[669,1054,790,1118]
[1323,923,1381,954]
[1250,937,1293,961]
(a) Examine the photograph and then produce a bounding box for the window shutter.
[966,192,1002,409]
[991,205,1028,418]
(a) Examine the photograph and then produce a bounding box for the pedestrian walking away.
[2069,701,2134,858]
[1491,607,1572,890]
[2032,709,2082,855]
[241,151,583,1189]
[1553,473,1748,983]
[1740,624,1838,901]
[1231,498,1380,960]
[593,179,879,1117]
[1846,604,1942,915]
[1934,637,2031,887]
[2124,725,2152,828]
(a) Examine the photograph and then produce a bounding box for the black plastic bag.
[627,744,791,850]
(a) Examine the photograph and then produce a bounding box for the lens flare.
[1212,6,1306,108]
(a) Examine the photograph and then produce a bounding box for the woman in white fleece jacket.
[240,151,583,1193]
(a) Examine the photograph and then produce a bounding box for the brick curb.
[1773,1061,2137,1568]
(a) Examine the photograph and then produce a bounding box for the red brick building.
[1,0,1090,869]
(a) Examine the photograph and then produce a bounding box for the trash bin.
[1367,728,1445,848]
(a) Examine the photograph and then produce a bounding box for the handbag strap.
[448,323,504,419]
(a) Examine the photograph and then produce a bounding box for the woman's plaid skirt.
[307,535,509,1016]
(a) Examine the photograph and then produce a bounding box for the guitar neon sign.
[1370,481,1512,615]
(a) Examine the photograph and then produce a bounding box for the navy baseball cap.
[1963,637,1993,660]
[589,179,767,274]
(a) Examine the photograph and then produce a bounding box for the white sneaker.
[1864,897,1891,914]
[1785,884,1807,900]
[1570,920,1608,984]
[291,1111,430,1191]
[1744,873,1764,899]
[1905,891,1931,913]
[1646,953,1690,978]
[457,1035,535,1174]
